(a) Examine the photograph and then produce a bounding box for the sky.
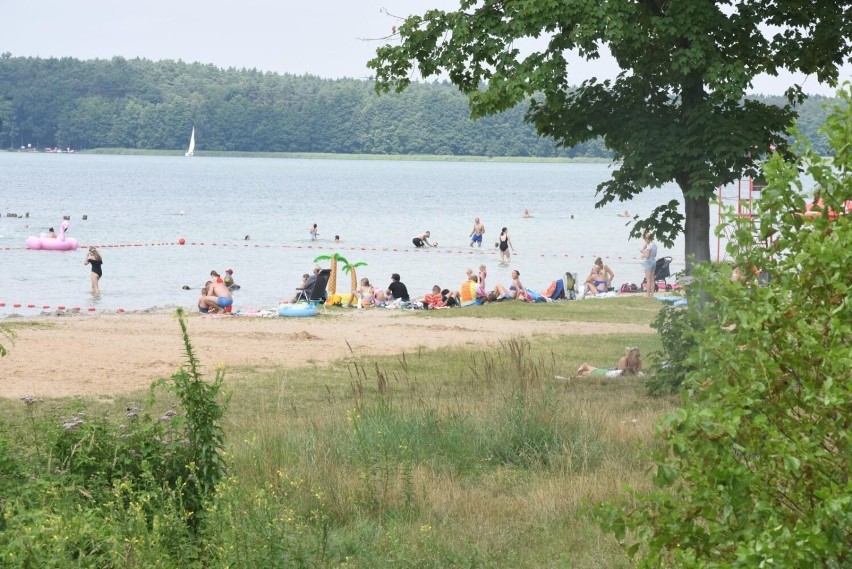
[1,0,848,96]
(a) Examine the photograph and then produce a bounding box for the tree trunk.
[683,194,711,274]
[325,257,338,305]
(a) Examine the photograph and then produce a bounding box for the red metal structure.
[715,177,766,263]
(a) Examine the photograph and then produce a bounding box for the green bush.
[646,303,702,396]
[0,308,227,566]
[600,84,852,567]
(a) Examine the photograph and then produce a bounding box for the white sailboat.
[184,127,196,157]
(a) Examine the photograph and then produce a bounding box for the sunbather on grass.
[576,347,643,378]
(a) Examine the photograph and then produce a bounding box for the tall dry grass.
[217,329,674,567]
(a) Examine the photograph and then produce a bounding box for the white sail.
[185,127,196,157]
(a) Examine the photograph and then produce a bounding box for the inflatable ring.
[278,303,318,317]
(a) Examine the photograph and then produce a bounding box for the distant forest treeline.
[0,53,838,157]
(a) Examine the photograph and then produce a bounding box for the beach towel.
[525,288,547,302]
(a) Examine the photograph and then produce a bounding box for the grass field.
[0,300,674,567]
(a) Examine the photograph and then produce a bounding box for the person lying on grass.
[576,347,643,378]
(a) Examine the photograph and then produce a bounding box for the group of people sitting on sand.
[582,257,615,296]
[197,269,238,313]
[342,264,535,310]
[345,273,411,308]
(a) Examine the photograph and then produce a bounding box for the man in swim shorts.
[412,231,435,248]
[470,217,485,247]
[210,280,233,312]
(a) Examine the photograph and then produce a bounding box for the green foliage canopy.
[599,85,851,567]
[0,54,603,158]
[0,53,837,162]
[369,0,851,271]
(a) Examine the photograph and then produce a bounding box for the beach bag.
[619,283,633,293]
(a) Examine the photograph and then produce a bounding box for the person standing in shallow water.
[497,227,514,265]
[470,217,485,247]
[84,247,103,294]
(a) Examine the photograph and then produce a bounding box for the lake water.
[0,153,727,316]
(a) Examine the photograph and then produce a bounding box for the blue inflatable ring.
[277,304,318,317]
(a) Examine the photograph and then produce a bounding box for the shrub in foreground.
[0,308,227,566]
[600,85,851,567]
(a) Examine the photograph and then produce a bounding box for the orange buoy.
[178,237,186,245]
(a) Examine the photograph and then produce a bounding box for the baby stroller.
[642,256,673,292]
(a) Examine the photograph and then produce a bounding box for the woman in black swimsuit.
[84,247,103,294]
[497,227,513,265]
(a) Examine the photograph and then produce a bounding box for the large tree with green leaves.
[369,0,851,271]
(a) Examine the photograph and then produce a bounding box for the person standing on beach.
[640,231,658,298]
[470,217,485,247]
[84,247,103,294]
[497,227,514,265]
[310,223,319,241]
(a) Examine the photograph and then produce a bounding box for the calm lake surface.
[0,152,751,315]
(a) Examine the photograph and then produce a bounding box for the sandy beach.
[1,310,651,399]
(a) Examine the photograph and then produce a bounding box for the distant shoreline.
[72,148,614,164]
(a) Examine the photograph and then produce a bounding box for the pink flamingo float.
[26,220,79,251]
